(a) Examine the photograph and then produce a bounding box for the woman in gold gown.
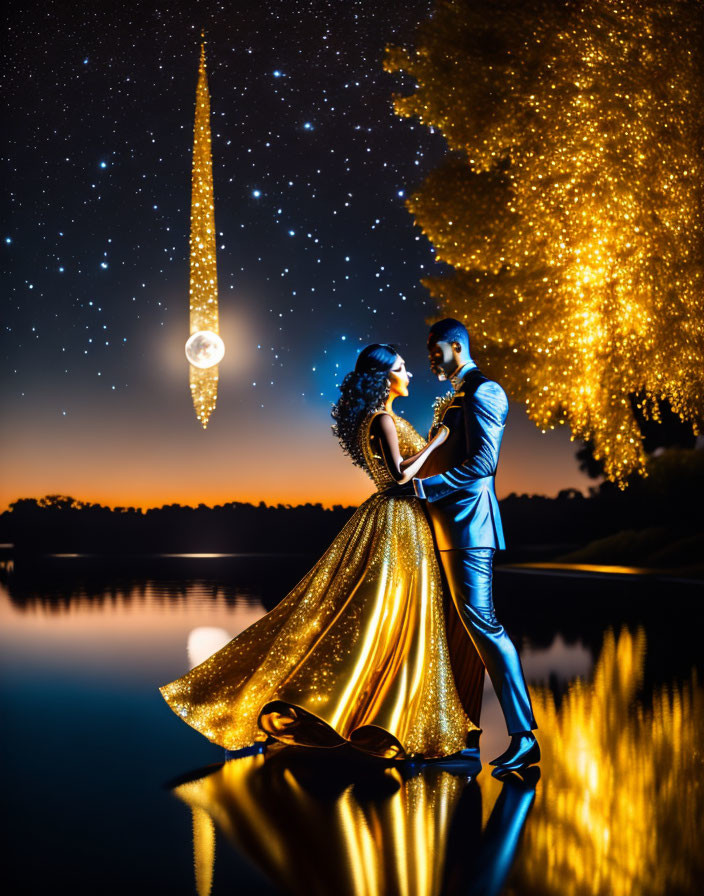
[160,344,482,760]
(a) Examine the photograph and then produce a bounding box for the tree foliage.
[385,0,704,484]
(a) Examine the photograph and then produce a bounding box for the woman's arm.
[371,414,449,484]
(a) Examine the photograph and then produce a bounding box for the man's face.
[427,338,458,381]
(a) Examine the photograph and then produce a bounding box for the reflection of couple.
[160,318,538,771]
[172,751,540,896]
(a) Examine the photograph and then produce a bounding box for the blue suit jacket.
[414,365,507,551]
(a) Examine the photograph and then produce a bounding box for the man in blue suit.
[414,319,539,771]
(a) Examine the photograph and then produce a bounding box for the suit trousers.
[439,547,537,735]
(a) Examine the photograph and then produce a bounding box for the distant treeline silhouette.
[0,497,357,555]
[1,448,701,561]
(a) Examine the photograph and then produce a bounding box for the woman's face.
[388,355,412,398]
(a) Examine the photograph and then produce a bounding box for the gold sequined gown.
[160,411,480,759]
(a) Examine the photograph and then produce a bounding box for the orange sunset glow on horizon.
[1,395,592,513]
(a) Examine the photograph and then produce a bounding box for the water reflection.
[2,557,703,895]
[0,579,267,682]
[171,750,538,896]
[518,628,704,896]
[0,553,312,613]
[169,628,703,896]
[187,627,233,669]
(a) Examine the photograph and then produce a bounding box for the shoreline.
[1,548,702,585]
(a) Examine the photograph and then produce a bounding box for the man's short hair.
[428,318,470,353]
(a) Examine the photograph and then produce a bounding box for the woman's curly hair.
[331,343,399,469]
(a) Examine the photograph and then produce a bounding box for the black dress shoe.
[490,733,540,770]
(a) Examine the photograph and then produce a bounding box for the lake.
[1,554,702,895]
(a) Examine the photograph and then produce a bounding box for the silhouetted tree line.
[500,449,703,562]
[1,447,701,557]
[0,496,357,555]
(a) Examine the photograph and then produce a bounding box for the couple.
[160,319,538,772]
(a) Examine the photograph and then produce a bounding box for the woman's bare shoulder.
[369,411,396,437]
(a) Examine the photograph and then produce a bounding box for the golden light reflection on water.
[191,806,215,896]
[170,628,703,896]
[173,756,468,896]
[517,628,704,896]
[172,748,542,896]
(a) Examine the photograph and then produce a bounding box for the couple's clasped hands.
[374,413,450,489]
[381,424,449,497]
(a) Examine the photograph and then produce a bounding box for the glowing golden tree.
[185,40,224,429]
[384,0,704,484]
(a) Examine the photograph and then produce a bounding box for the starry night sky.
[2,0,592,510]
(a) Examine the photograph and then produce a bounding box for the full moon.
[185,330,225,369]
